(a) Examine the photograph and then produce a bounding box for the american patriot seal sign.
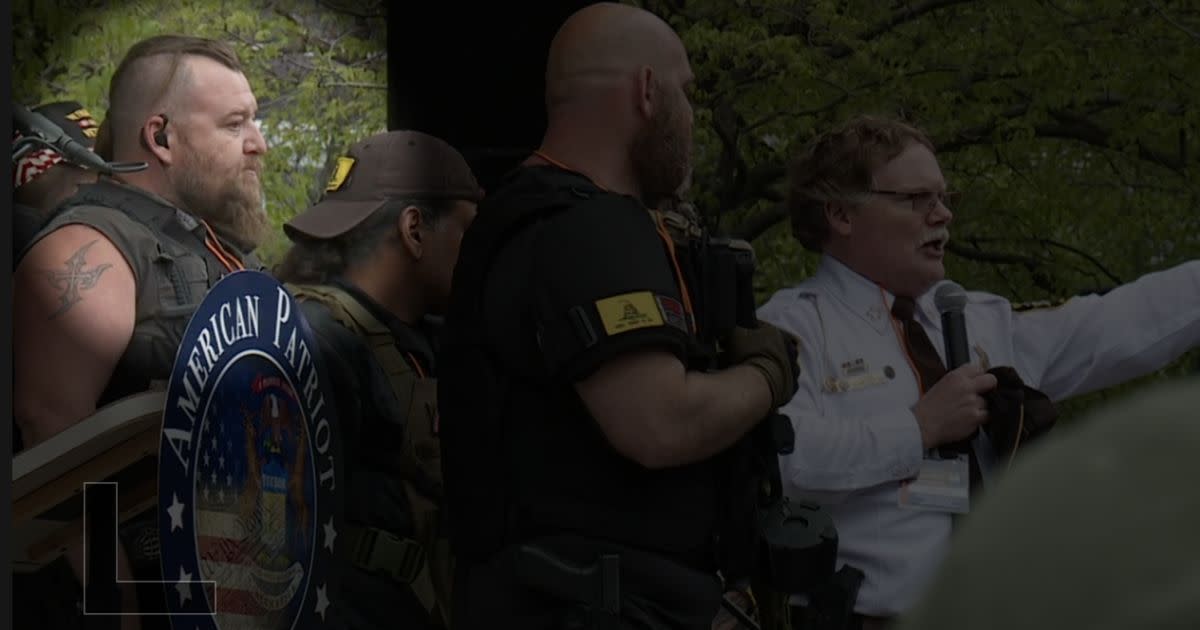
[158,271,341,629]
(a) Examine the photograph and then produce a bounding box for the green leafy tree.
[12,0,387,263]
[635,0,1200,417]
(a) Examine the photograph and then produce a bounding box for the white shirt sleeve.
[1014,260,1200,400]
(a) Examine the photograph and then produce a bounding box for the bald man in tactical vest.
[439,4,800,629]
[13,34,270,629]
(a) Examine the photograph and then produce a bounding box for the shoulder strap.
[453,167,611,339]
[63,180,202,249]
[30,181,225,295]
[70,179,255,276]
[285,282,417,384]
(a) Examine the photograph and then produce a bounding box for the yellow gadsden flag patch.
[595,291,664,336]
[325,156,356,192]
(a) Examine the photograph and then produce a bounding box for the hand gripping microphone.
[934,282,980,461]
[12,102,146,174]
[934,282,970,369]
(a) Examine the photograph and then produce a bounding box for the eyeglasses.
[869,189,960,213]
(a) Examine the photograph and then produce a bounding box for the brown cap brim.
[283,197,388,240]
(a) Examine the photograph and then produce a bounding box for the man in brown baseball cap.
[284,130,482,239]
[275,129,481,630]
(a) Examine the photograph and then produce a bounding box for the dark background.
[387,2,599,191]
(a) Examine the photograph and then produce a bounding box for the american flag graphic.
[188,388,317,630]
[12,143,65,188]
[12,106,98,188]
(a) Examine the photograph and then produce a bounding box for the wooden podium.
[11,391,165,573]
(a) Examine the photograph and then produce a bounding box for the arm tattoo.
[44,239,113,319]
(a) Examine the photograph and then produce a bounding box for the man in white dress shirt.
[757,114,1200,628]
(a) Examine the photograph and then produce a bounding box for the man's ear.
[398,205,424,259]
[637,66,655,120]
[143,115,172,165]
[825,201,854,238]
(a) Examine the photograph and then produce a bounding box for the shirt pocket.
[819,344,921,421]
[150,244,210,309]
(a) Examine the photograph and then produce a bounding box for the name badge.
[898,454,969,514]
[823,363,892,394]
[841,372,888,391]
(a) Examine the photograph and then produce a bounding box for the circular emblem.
[158,271,341,629]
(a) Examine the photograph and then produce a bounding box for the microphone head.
[934,282,968,314]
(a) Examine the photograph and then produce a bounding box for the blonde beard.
[208,196,270,252]
[170,152,270,252]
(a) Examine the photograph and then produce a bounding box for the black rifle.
[658,210,866,630]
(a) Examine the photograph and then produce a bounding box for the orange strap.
[200,220,244,273]
[532,149,697,334]
[406,352,427,379]
[530,149,582,180]
[652,217,697,334]
[1007,404,1025,472]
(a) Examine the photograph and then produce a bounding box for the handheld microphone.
[12,103,147,174]
[934,281,978,459]
[934,281,999,483]
[934,282,970,369]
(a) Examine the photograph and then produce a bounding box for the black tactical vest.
[24,178,265,407]
[439,167,721,569]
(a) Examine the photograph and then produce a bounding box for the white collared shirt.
[757,254,1200,616]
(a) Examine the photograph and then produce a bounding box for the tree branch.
[1036,111,1186,174]
[342,51,387,68]
[861,0,979,40]
[933,100,1191,174]
[1032,238,1125,284]
[1039,0,1085,19]
[283,55,318,72]
[826,0,979,58]
[952,235,1125,284]
[744,94,848,132]
[946,240,1042,266]
[318,81,387,90]
[711,100,748,216]
[1147,0,1200,42]
[317,0,385,19]
[936,103,1032,153]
